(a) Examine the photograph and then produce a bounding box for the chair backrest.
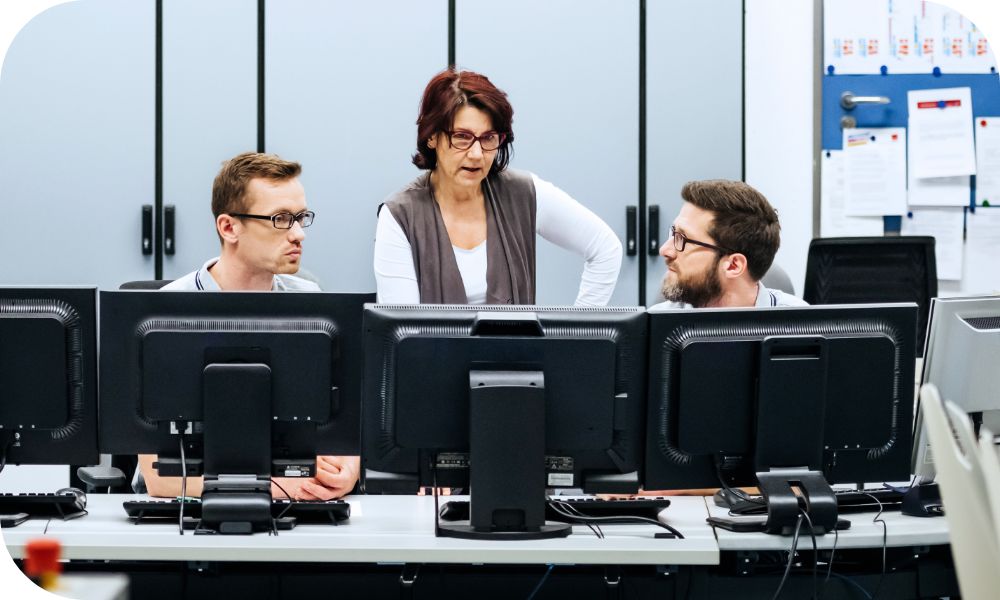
[760,263,794,296]
[119,280,173,290]
[803,236,937,354]
[978,426,1000,558]
[920,383,1000,599]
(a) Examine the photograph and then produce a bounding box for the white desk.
[2,495,719,566]
[705,500,950,551]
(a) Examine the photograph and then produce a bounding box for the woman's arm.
[533,174,623,306]
[373,208,421,304]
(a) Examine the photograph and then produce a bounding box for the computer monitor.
[913,295,1000,479]
[362,304,647,540]
[0,287,99,472]
[99,290,372,534]
[644,304,917,534]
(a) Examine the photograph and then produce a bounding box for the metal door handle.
[164,205,176,256]
[648,205,660,256]
[625,206,637,256]
[142,205,153,255]
[840,91,891,110]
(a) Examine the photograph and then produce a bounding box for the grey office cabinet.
[457,0,640,306]
[264,0,448,292]
[645,0,743,306]
[161,0,258,280]
[0,0,155,290]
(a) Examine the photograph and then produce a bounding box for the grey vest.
[384,169,537,304]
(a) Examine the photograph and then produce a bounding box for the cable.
[547,502,603,538]
[544,502,685,539]
[819,525,840,600]
[715,455,765,506]
[271,479,296,520]
[825,572,873,600]
[862,493,888,600]
[771,513,804,600]
[178,436,187,535]
[798,509,819,600]
[525,564,554,600]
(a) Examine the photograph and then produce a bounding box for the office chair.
[919,384,1000,599]
[760,263,794,295]
[803,236,937,354]
[77,278,174,492]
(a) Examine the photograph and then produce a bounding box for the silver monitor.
[913,295,1000,478]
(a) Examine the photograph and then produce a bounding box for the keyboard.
[438,496,672,522]
[123,498,350,524]
[0,492,87,518]
[547,495,672,519]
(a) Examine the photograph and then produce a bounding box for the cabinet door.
[161,0,258,280]
[265,0,448,292]
[0,0,155,289]
[645,0,743,306]
[457,0,640,306]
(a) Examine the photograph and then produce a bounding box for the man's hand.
[271,455,360,501]
[313,455,360,498]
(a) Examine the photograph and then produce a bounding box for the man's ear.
[721,253,748,279]
[217,214,240,245]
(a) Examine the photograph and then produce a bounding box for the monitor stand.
[435,370,570,540]
[199,363,278,535]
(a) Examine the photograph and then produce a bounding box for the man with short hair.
[139,151,359,501]
[652,179,806,310]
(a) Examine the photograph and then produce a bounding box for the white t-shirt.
[374,172,622,306]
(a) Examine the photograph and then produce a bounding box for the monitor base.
[436,520,571,540]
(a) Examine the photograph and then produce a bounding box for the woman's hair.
[412,68,514,175]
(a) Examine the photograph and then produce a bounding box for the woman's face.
[428,105,499,192]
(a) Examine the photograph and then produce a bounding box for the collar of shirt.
[194,257,278,291]
[754,282,777,308]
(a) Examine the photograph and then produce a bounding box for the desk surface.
[1,495,719,566]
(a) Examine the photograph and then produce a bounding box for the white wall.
[745,0,817,296]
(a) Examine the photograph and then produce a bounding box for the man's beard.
[660,257,723,308]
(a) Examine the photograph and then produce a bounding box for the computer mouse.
[438,500,469,521]
[56,487,87,512]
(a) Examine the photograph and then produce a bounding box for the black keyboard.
[0,492,87,518]
[123,498,350,524]
[438,496,672,522]
[547,495,672,519]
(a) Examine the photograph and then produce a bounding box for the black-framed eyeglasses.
[445,130,506,151]
[670,226,735,254]
[230,210,315,229]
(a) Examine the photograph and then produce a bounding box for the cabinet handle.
[142,205,153,255]
[648,205,660,256]
[625,206,637,256]
[164,205,176,256]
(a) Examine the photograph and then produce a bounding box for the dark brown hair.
[681,180,781,281]
[212,152,302,219]
[412,69,514,175]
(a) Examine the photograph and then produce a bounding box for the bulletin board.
[820,1,1000,294]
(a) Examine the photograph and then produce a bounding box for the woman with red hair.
[374,69,622,305]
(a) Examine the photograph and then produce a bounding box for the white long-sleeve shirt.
[374,172,622,306]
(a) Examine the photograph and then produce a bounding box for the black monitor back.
[362,305,647,493]
[803,236,936,353]
[0,287,98,465]
[99,291,372,459]
[645,304,917,490]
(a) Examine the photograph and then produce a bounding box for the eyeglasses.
[445,130,506,151]
[670,226,735,254]
[230,210,315,229]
